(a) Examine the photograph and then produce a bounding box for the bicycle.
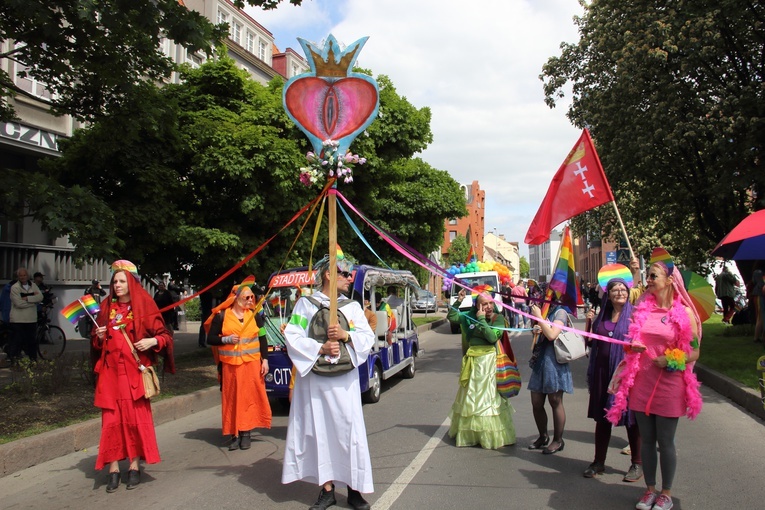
[37,304,66,360]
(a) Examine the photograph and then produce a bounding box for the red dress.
[92,281,173,470]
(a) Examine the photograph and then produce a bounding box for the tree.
[541,0,765,271]
[445,235,470,268]
[519,256,529,279]
[0,0,302,121]
[48,57,466,287]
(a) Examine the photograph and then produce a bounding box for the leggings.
[634,412,679,490]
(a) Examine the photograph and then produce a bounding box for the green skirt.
[449,345,516,449]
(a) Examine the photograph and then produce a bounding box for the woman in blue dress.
[527,302,573,454]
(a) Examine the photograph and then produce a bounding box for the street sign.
[606,251,617,264]
[617,249,630,263]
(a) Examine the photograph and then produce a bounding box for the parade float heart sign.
[283,34,380,156]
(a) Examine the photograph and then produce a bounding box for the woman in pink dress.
[607,248,702,510]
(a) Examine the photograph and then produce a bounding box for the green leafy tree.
[0,1,302,121]
[445,235,470,268]
[48,57,465,288]
[541,0,765,271]
[519,256,529,279]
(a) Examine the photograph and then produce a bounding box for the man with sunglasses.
[282,251,375,510]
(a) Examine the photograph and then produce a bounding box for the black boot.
[105,472,120,493]
[228,435,239,451]
[239,430,251,450]
[126,469,140,489]
[309,484,336,510]
[347,488,370,510]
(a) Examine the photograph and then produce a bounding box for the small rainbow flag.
[336,245,345,260]
[81,294,101,315]
[471,284,494,296]
[60,300,86,325]
[649,247,674,274]
[543,226,580,318]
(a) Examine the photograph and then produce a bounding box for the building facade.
[0,2,308,338]
[484,232,520,283]
[528,229,563,283]
[442,180,485,262]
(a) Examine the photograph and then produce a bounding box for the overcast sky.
[245,0,585,259]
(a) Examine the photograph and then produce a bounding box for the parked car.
[411,288,438,313]
[263,264,421,406]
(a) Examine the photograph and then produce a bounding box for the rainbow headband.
[598,263,633,289]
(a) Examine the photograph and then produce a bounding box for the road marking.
[373,416,451,510]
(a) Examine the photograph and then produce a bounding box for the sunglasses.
[243,295,255,301]
[339,271,353,279]
[647,273,663,281]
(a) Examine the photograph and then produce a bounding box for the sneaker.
[623,463,643,482]
[309,484,336,510]
[635,490,658,510]
[652,494,673,510]
[583,461,605,478]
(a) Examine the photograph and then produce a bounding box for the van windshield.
[451,275,500,294]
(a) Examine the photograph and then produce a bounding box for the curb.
[0,320,447,478]
[695,363,765,421]
[0,386,220,478]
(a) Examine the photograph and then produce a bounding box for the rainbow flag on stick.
[81,294,101,316]
[60,300,85,325]
[541,226,580,318]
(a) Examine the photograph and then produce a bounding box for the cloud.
[247,0,585,257]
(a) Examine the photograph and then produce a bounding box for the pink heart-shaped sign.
[285,77,378,143]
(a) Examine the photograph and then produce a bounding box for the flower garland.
[605,293,703,424]
[299,139,366,186]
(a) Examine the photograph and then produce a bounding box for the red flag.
[525,129,615,245]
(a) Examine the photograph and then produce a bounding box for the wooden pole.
[610,201,635,260]
[328,183,338,326]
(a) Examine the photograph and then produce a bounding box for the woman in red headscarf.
[92,260,174,493]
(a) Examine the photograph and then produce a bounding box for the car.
[263,265,421,407]
[411,288,438,313]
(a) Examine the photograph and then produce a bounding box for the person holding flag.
[527,227,579,455]
[91,260,174,493]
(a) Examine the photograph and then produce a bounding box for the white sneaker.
[651,494,673,510]
[635,490,657,510]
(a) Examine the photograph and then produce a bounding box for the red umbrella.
[711,210,765,260]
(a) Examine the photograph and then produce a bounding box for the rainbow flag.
[542,226,580,318]
[235,275,256,296]
[60,299,86,325]
[81,294,101,316]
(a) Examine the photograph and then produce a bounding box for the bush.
[184,297,201,321]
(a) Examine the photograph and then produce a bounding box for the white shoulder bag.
[553,313,587,364]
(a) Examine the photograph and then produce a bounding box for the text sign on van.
[271,271,315,288]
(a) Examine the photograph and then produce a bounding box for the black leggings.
[634,412,679,490]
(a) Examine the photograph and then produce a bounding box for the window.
[217,8,228,25]
[246,31,256,53]
[449,231,457,241]
[291,63,300,77]
[258,40,268,61]
[231,22,241,44]
[448,219,457,225]
[185,50,203,68]
[14,43,52,100]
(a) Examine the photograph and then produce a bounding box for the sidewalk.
[0,315,450,478]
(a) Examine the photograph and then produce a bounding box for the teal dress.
[447,306,516,449]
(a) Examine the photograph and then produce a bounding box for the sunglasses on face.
[647,273,664,281]
[242,295,255,301]
[339,271,353,279]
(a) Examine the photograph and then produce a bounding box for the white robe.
[281,291,375,493]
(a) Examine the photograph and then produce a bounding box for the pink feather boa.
[605,293,702,424]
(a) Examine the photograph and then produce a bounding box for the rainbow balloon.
[598,263,633,290]
[60,300,85,325]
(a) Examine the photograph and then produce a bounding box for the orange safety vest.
[216,308,263,365]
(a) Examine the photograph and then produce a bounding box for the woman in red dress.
[92,260,174,493]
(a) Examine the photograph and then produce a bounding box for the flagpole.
[610,202,635,260]
[328,181,338,327]
[78,298,100,326]
[531,227,567,351]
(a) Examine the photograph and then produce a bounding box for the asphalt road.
[1,321,763,509]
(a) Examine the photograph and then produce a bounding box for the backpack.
[303,296,357,376]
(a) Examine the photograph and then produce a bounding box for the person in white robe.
[282,252,375,510]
